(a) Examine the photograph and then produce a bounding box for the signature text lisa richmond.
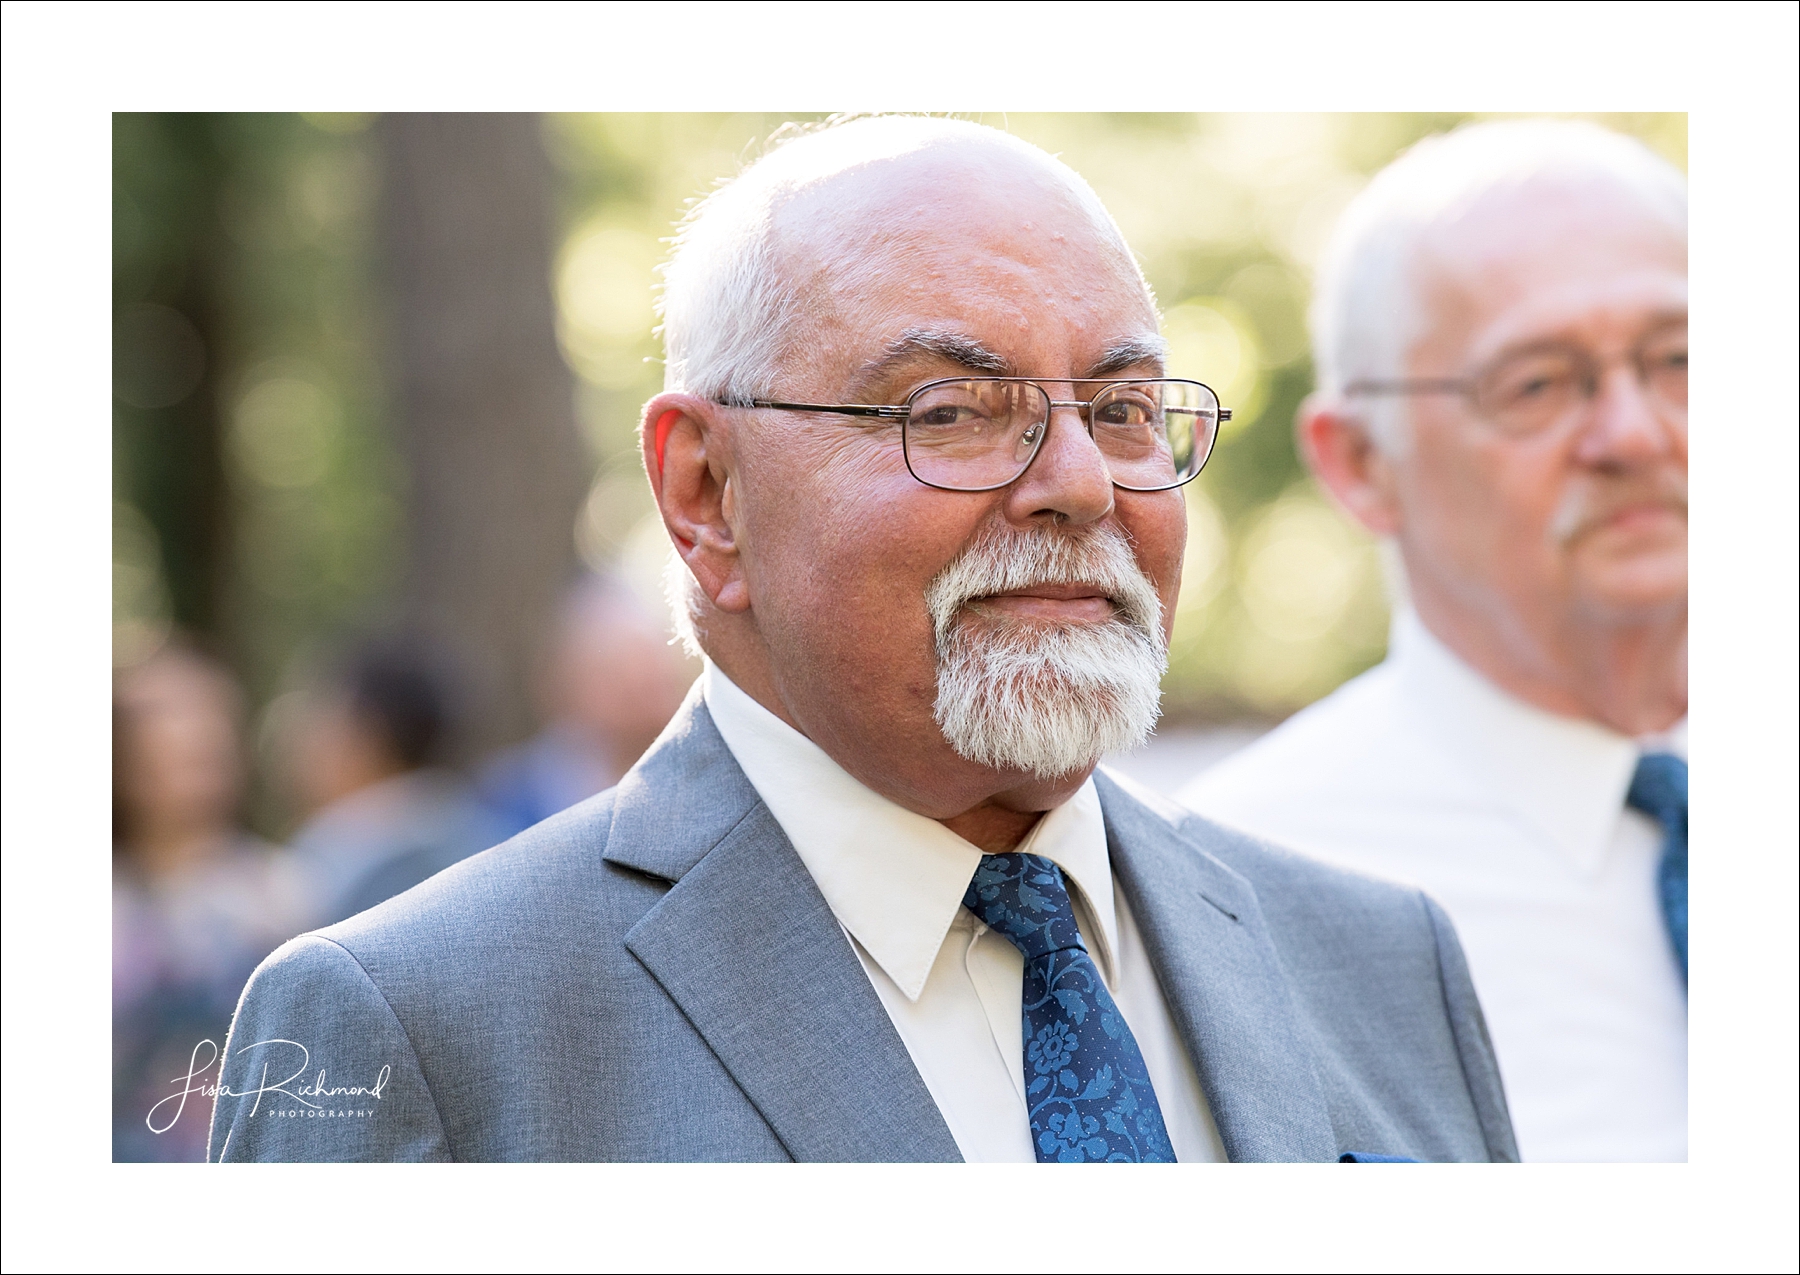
[148,1038,392,1136]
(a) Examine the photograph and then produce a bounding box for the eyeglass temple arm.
[736,397,1231,423]
[742,399,910,420]
[1343,378,1470,397]
[1169,406,1232,421]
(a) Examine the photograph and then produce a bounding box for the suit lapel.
[607,698,961,1163]
[1097,771,1337,1163]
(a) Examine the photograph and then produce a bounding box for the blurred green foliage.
[114,112,1686,734]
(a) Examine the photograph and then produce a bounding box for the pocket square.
[1339,1151,1417,1163]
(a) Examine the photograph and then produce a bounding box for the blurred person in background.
[1181,120,1687,1161]
[113,641,301,1161]
[478,573,691,839]
[282,636,502,928]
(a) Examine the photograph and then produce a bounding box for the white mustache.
[923,521,1164,643]
[1548,474,1688,545]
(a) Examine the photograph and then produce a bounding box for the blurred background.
[111,112,1685,1158]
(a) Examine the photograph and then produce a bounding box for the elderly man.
[1183,120,1686,1161]
[210,116,1514,1163]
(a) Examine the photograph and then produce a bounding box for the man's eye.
[1492,363,1575,405]
[1096,401,1154,427]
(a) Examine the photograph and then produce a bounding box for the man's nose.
[1573,363,1682,468]
[1001,403,1115,526]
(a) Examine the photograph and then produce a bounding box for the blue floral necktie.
[1627,753,1687,986]
[963,853,1176,1163]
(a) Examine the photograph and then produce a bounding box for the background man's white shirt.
[703,662,1226,1163]
[1181,611,1686,1162]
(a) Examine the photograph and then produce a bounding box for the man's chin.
[1573,552,1687,619]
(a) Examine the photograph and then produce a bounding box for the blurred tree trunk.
[377,113,586,761]
[112,114,234,650]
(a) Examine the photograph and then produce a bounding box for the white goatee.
[925,521,1167,780]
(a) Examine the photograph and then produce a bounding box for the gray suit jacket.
[209,699,1517,1162]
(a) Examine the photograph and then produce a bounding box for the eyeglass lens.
[1472,327,1687,435]
[902,379,1218,492]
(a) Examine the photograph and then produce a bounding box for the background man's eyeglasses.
[725,377,1228,492]
[1343,324,1687,437]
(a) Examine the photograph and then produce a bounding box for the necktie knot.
[962,853,1088,963]
[1628,753,1687,830]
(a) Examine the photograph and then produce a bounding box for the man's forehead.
[763,144,1154,384]
[1413,179,1684,345]
[1422,179,1684,295]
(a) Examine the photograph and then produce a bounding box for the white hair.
[926,521,1166,779]
[656,113,1153,654]
[1311,118,1687,452]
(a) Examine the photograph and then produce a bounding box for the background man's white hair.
[655,114,1153,653]
[1312,118,1687,453]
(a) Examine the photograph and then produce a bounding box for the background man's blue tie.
[963,853,1175,1162]
[1627,753,1687,985]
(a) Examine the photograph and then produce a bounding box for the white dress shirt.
[702,663,1226,1162]
[1180,611,1686,1162]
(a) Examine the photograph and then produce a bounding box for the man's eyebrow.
[1085,335,1169,379]
[852,328,1013,393]
[849,328,1169,399]
[1478,309,1689,366]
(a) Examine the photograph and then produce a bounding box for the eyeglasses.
[1344,322,1687,437]
[724,377,1227,492]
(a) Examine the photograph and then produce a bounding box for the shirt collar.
[1390,611,1685,876]
[701,661,1118,999]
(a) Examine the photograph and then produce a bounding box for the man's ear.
[1296,392,1403,538]
[640,392,751,615]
